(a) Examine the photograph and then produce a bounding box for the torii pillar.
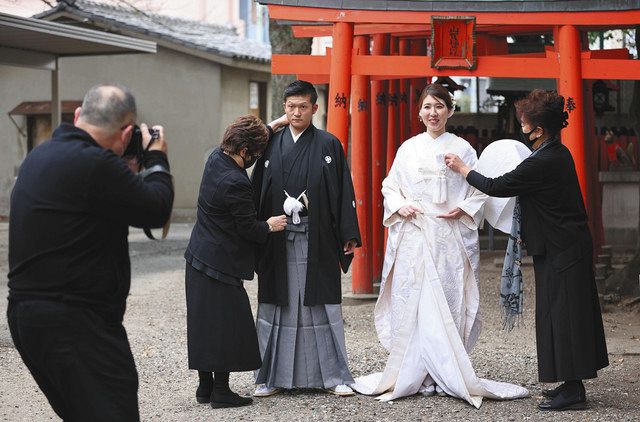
[327,22,354,152]
[398,38,410,143]
[386,37,400,174]
[349,35,374,296]
[557,25,587,203]
[370,34,389,287]
[409,39,428,137]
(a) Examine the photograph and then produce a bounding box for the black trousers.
[7,300,139,422]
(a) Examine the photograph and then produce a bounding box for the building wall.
[220,65,271,130]
[0,46,270,219]
[0,65,50,217]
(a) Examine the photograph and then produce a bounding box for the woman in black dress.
[445,90,608,411]
[185,115,287,408]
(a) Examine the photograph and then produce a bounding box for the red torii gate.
[260,2,640,297]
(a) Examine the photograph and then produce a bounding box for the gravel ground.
[1,222,639,421]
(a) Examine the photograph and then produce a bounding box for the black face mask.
[520,127,539,148]
[242,154,258,169]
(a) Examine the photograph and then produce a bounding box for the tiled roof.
[36,0,271,63]
[257,0,640,12]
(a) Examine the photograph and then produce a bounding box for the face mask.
[242,154,258,169]
[520,127,539,147]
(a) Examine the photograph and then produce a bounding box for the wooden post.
[409,39,428,137]
[398,38,410,143]
[350,35,374,296]
[51,57,61,129]
[386,37,399,174]
[557,25,588,204]
[327,22,354,153]
[370,34,389,286]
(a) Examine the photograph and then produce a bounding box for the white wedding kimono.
[351,132,529,408]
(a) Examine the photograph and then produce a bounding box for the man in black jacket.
[7,84,173,421]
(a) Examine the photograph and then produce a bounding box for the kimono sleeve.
[457,146,488,229]
[335,141,361,246]
[381,147,412,227]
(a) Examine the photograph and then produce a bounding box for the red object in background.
[606,143,618,162]
[350,35,373,295]
[431,16,476,70]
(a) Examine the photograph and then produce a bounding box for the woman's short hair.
[220,115,269,156]
[515,89,569,137]
[417,83,454,111]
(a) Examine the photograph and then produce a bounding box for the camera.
[123,125,160,159]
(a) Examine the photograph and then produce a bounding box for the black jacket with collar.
[185,148,270,281]
[466,139,592,258]
[8,123,173,322]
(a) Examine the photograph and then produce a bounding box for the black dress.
[466,138,609,382]
[184,148,269,372]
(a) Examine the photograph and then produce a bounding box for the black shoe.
[196,385,212,404]
[538,383,586,411]
[541,383,566,399]
[211,391,253,409]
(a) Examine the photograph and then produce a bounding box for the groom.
[251,80,360,397]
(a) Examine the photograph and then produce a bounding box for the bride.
[351,83,529,408]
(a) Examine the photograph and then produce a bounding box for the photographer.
[7,84,173,421]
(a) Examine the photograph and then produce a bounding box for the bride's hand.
[398,205,422,218]
[436,207,469,220]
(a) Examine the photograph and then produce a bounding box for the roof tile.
[36,0,271,63]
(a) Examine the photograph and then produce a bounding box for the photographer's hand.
[141,123,168,154]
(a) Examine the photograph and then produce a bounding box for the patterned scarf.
[500,198,524,331]
[499,138,556,330]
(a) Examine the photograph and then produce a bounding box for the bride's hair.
[417,83,454,111]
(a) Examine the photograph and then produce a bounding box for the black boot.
[210,372,253,409]
[196,371,213,404]
[541,383,566,399]
[538,380,586,411]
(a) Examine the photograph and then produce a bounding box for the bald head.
[78,84,137,134]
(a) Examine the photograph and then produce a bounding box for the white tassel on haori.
[283,190,307,224]
[432,153,447,204]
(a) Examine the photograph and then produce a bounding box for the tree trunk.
[605,26,640,298]
[269,21,312,120]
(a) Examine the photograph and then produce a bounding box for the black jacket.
[251,125,361,306]
[8,123,173,322]
[185,148,269,280]
[466,139,591,257]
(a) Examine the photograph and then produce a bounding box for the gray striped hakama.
[255,218,354,389]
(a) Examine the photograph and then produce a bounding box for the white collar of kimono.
[289,125,308,143]
[423,131,453,142]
